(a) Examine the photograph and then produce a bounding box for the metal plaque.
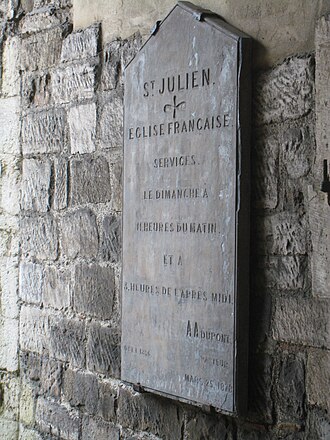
[122,1,251,415]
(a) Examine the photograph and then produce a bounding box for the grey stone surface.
[185,412,230,440]
[35,397,79,440]
[61,24,99,62]
[101,40,121,91]
[20,306,49,354]
[19,262,43,304]
[101,214,121,262]
[22,109,67,155]
[60,208,98,259]
[307,349,330,412]
[20,7,69,34]
[98,95,123,148]
[43,265,71,309]
[282,126,314,179]
[20,215,58,261]
[97,381,117,422]
[21,159,51,212]
[73,263,115,319]
[307,408,330,440]
[52,62,97,104]
[49,316,85,367]
[63,369,98,414]
[53,158,68,210]
[70,156,111,205]
[21,71,52,108]
[68,102,96,154]
[87,323,120,376]
[21,27,62,71]
[81,416,120,440]
[0,96,20,155]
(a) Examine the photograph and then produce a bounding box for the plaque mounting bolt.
[321,159,330,205]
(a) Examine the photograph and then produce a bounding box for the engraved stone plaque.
[122,1,251,415]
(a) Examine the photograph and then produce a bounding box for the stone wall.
[0,1,329,439]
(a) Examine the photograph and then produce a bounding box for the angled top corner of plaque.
[124,1,251,72]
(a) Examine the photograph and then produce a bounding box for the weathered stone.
[68,102,96,154]
[87,323,120,376]
[19,382,36,426]
[39,357,63,399]
[306,408,330,440]
[19,426,43,440]
[60,208,98,259]
[20,7,69,34]
[0,257,19,319]
[52,62,97,104]
[273,296,330,348]
[73,264,115,319]
[117,386,183,440]
[307,349,330,412]
[0,419,19,440]
[0,317,19,371]
[252,132,279,210]
[101,40,121,91]
[70,157,111,205]
[97,380,117,422]
[185,412,230,440]
[21,215,58,261]
[63,369,98,414]
[282,126,313,179]
[19,262,43,304]
[2,36,21,97]
[0,373,20,421]
[275,353,305,425]
[237,426,271,440]
[120,33,142,69]
[101,215,121,262]
[21,159,51,212]
[21,71,52,108]
[0,97,20,154]
[98,95,123,148]
[255,56,314,126]
[109,159,122,211]
[81,415,120,440]
[1,157,21,215]
[49,316,85,367]
[35,397,79,440]
[20,306,49,354]
[22,109,67,155]
[43,265,71,310]
[53,158,68,210]
[21,27,62,71]
[61,24,99,62]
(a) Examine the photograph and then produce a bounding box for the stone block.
[307,408,330,440]
[81,416,120,440]
[307,349,330,412]
[0,97,20,154]
[97,380,117,422]
[248,353,273,424]
[185,412,230,440]
[117,386,183,440]
[43,265,71,310]
[53,158,68,211]
[275,352,305,425]
[21,215,58,261]
[255,55,314,126]
[61,24,99,62]
[0,257,19,318]
[52,62,97,104]
[70,157,111,205]
[20,306,49,355]
[35,397,79,440]
[21,27,62,71]
[20,7,69,34]
[281,126,313,178]
[0,373,20,421]
[19,382,36,426]
[98,95,123,148]
[21,158,51,212]
[0,419,19,440]
[68,102,96,154]
[101,214,121,262]
[22,109,67,155]
[21,71,52,108]
[60,208,98,259]
[101,40,121,91]
[0,317,19,371]
[63,369,98,414]
[1,157,21,215]
[110,159,122,211]
[2,36,21,97]
[121,33,142,69]
[19,426,43,440]
[272,296,330,348]
[39,357,62,399]
[73,263,115,319]
[19,262,43,304]
[252,132,279,210]
[87,323,120,376]
[49,316,85,367]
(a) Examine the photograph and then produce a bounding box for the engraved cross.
[164,95,186,119]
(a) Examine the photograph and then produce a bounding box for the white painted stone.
[68,103,96,154]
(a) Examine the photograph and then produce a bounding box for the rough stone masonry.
[0,0,329,439]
